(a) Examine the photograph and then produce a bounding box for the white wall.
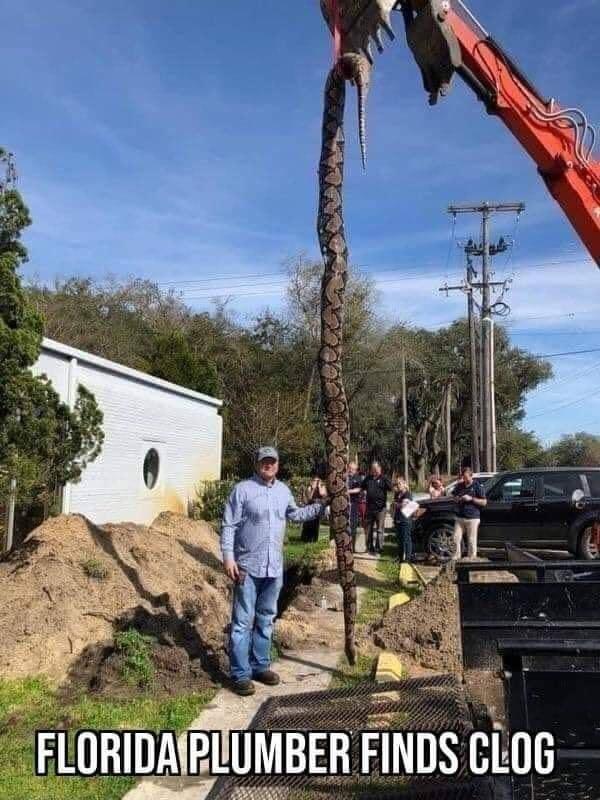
[33,343,223,525]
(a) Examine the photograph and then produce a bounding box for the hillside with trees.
[26,253,578,481]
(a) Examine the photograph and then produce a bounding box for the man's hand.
[462,494,473,503]
[224,558,240,582]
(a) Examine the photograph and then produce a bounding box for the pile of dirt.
[0,512,232,690]
[373,566,462,675]
[67,605,218,699]
[275,576,344,651]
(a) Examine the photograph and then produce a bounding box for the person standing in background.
[362,461,392,554]
[301,471,328,542]
[347,461,363,552]
[393,477,414,563]
[451,466,487,560]
[428,477,445,498]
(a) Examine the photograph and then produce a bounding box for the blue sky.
[2,0,599,444]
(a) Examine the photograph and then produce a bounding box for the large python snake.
[317,65,357,666]
[316,0,459,664]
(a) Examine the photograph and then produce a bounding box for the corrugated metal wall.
[33,347,222,525]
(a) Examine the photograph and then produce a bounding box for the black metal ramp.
[456,561,600,671]
[206,677,494,800]
[501,641,600,800]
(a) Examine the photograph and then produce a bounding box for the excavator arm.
[322,0,600,264]
[443,0,600,264]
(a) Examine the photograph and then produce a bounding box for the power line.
[529,360,600,395]
[510,330,600,336]
[528,391,600,419]
[159,254,594,290]
[536,347,600,358]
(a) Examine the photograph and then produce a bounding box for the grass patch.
[114,629,155,688]
[330,538,420,686]
[283,524,329,570]
[356,544,401,626]
[331,653,376,688]
[81,557,109,581]
[0,677,215,800]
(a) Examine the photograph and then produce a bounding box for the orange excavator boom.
[447,1,600,264]
[321,0,600,264]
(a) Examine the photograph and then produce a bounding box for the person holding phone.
[451,466,487,560]
[221,447,327,696]
[301,471,328,542]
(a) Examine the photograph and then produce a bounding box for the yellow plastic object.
[411,564,430,587]
[376,652,404,682]
[398,562,420,586]
[388,591,411,610]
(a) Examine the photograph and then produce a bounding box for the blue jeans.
[395,519,413,563]
[229,573,283,682]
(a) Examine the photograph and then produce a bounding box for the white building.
[32,338,223,525]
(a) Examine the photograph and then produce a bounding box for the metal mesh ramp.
[206,677,494,800]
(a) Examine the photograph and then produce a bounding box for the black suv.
[413,467,600,560]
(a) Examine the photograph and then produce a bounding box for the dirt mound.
[66,604,219,699]
[0,513,231,685]
[274,573,346,652]
[373,566,462,675]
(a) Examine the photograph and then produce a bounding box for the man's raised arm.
[285,488,326,523]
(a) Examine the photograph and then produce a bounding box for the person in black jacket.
[362,462,392,554]
[347,461,364,552]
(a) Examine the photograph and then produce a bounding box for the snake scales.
[317,66,357,666]
[315,0,461,665]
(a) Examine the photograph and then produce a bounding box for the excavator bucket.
[320,0,462,105]
[401,0,462,104]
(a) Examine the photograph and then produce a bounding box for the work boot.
[231,679,255,696]
[253,670,280,686]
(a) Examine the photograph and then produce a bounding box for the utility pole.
[4,477,16,553]
[466,255,481,472]
[445,378,452,477]
[447,202,524,472]
[401,351,409,483]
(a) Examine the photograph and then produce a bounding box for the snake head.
[320,1,463,153]
[319,0,397,169]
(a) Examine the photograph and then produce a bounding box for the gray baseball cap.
[256,446,279,462]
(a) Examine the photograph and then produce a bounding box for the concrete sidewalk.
[123,545,388,800]
[123,644,342,800]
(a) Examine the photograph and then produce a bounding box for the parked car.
[413,467,600,560]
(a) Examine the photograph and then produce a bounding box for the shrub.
[81,557,109,581]
[114,629,155,687]
[192,479,238,522]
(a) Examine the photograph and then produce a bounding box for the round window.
[143,448,160,490]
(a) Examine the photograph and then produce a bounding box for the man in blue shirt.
[451,466,487,560]
[221,446,327,696]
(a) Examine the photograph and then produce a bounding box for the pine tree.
[0,149,104,508]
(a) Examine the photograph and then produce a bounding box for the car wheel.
[427,524,458,561]
[578,525,600,560]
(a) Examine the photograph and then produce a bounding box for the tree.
[29,276,188,371]
[497,428,546,471]
[148,330,218,396]
[0,149,104,510]
[546,433,600,467]
[344,320,553,485]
